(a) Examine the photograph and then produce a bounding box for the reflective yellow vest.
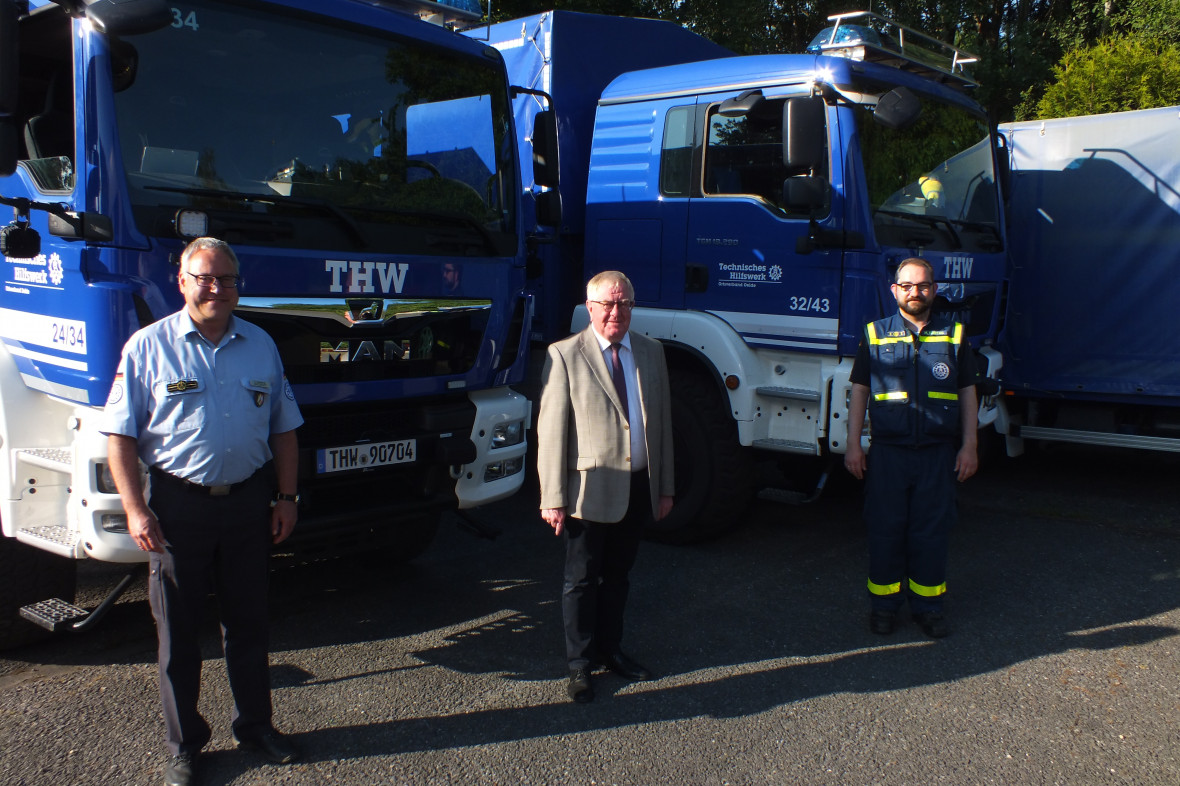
[865,313,964,444]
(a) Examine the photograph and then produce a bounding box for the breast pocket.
[157,378,207,433]
[240,377,273,429]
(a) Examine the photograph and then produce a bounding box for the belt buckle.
[209,484,232,496]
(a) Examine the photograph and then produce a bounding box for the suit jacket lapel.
[577,328,627,417]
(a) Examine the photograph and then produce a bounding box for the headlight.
[490,420,524,449]
[95,463,118,494]
[101,514,128,534]
[483,456,523,482]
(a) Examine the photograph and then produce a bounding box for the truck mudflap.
[452,387,531,509]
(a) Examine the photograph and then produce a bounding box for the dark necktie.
[610,343,629,422]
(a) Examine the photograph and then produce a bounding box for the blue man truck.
[471,11,1007,542]
[995,105,1180,454]
[0,0,535,647]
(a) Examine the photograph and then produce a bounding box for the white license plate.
[316,440,417,474]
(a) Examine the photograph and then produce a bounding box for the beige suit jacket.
[537,327,675,523]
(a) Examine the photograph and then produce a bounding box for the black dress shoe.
[870,610,897,635]
[601,650,652,681]
[233,727,300,764]
[567,668,594,703]
[912,611,949,639]
[164,752,198,786]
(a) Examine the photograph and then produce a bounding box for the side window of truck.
[703,97,821,215]
[660,106,694,197]
[15,10,75,192]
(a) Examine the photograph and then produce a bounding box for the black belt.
[149,465,260,497]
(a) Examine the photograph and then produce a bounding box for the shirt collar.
[179,309,241,347]
[590,326,632,353]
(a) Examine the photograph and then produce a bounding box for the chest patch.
[931,362,951,381]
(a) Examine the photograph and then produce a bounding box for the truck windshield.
[111,0,515,255]
[856,94,1001,254]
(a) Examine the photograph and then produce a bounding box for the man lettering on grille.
[844,257,978,639]
[102,237,303,786]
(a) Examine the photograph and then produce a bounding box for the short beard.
[900,298,931,319]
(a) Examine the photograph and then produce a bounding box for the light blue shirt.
[590,327,648,471]
[101,310,303,485]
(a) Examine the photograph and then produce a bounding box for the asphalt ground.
[1,441,1177,785]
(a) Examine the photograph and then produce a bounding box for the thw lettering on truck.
[326,260,410,293]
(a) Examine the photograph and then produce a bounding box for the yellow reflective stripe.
[927,391,958,400]
[908,578,947,597]
[867,324,909,346]
[916,322,964,345]
[868,579,901,596]
[873,391,908,402]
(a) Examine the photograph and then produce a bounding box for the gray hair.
[180,237,240,274]
[586,270,635,301]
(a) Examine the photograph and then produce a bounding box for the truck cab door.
[683,92,841,356]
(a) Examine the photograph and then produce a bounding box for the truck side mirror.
[0,118,17,178]
[531,109,560,189]
[873,86,921,130]
[783,96,826,172]
[535,189,561,228]
[783,176,826,213]
[994,130,1011,202]
[0,0,15,177]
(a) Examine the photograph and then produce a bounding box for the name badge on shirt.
[244,378,271,408]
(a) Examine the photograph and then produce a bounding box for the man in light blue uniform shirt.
[102,237,303,786]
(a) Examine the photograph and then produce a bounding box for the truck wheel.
[386,512,441,564]
[0,535,77,650]
[644,369,753,544]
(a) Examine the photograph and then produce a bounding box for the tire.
[359,511,441,567]
[0,535,77,650]
[644,369,754,544]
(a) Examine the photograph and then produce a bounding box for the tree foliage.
[1024,35,1180,118]
[482,0,1180,121]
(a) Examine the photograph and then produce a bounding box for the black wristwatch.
[273,492,300,504]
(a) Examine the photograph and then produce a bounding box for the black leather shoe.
[870,610,897,635]
[568,668,594,703]
[601,650,652,681]
[233,727,300,764]
[912,611,950,639]
[164,752,198,786]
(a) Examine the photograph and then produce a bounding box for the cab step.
[20,598,90,632]
[15,525,78,559]
[14,447,74,474]
[17,568,143,635]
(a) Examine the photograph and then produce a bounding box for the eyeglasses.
[589,299,635,312]
[894,282,934,294]
[185,272,242,289]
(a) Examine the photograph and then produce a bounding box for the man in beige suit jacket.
[537,271,674,704]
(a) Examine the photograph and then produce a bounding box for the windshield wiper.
[144,185,368,249]
[348,204,498,255]
[875,208,962,250]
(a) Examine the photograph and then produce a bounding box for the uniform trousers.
[562,469,649,670]
[147,468,274,756]
[864,441,957,614]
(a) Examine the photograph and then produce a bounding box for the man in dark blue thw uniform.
[844,257,978,638]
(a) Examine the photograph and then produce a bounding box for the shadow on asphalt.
[6,442,1178,769]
